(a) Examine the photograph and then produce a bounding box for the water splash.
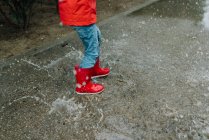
[202,0,209,30]
[21,59,42,70]
[45,49,83,69]
[49,97,85,120]
[21,59,53,78]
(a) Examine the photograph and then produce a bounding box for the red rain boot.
[92,59,110,79]
[74,65,104,95]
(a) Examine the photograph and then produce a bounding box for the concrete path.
[1,0,209,139]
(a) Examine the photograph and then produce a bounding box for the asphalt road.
[1,0,209,139]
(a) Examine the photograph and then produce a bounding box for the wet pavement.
[131,0,204,21]
[1,0,209,139]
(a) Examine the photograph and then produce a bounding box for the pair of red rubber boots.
[74,59,110,95]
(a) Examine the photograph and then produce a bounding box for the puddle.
[130,0,204,22]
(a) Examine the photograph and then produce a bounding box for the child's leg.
[72,24,104,94]
[95,25,102,56]
[91,25,110,78]
[73,24,99,68]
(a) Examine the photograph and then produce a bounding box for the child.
[58,0,110,95]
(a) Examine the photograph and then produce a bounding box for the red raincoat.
[58,0,97,26]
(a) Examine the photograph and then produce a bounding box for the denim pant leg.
[96,25,102,56]
[73,24,100,68]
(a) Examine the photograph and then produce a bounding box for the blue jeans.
[73,24,101,68]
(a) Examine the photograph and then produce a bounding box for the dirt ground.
[0,0,144,59]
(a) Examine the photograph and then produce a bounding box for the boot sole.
[91,73,109,79]
[76,88,104,95]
